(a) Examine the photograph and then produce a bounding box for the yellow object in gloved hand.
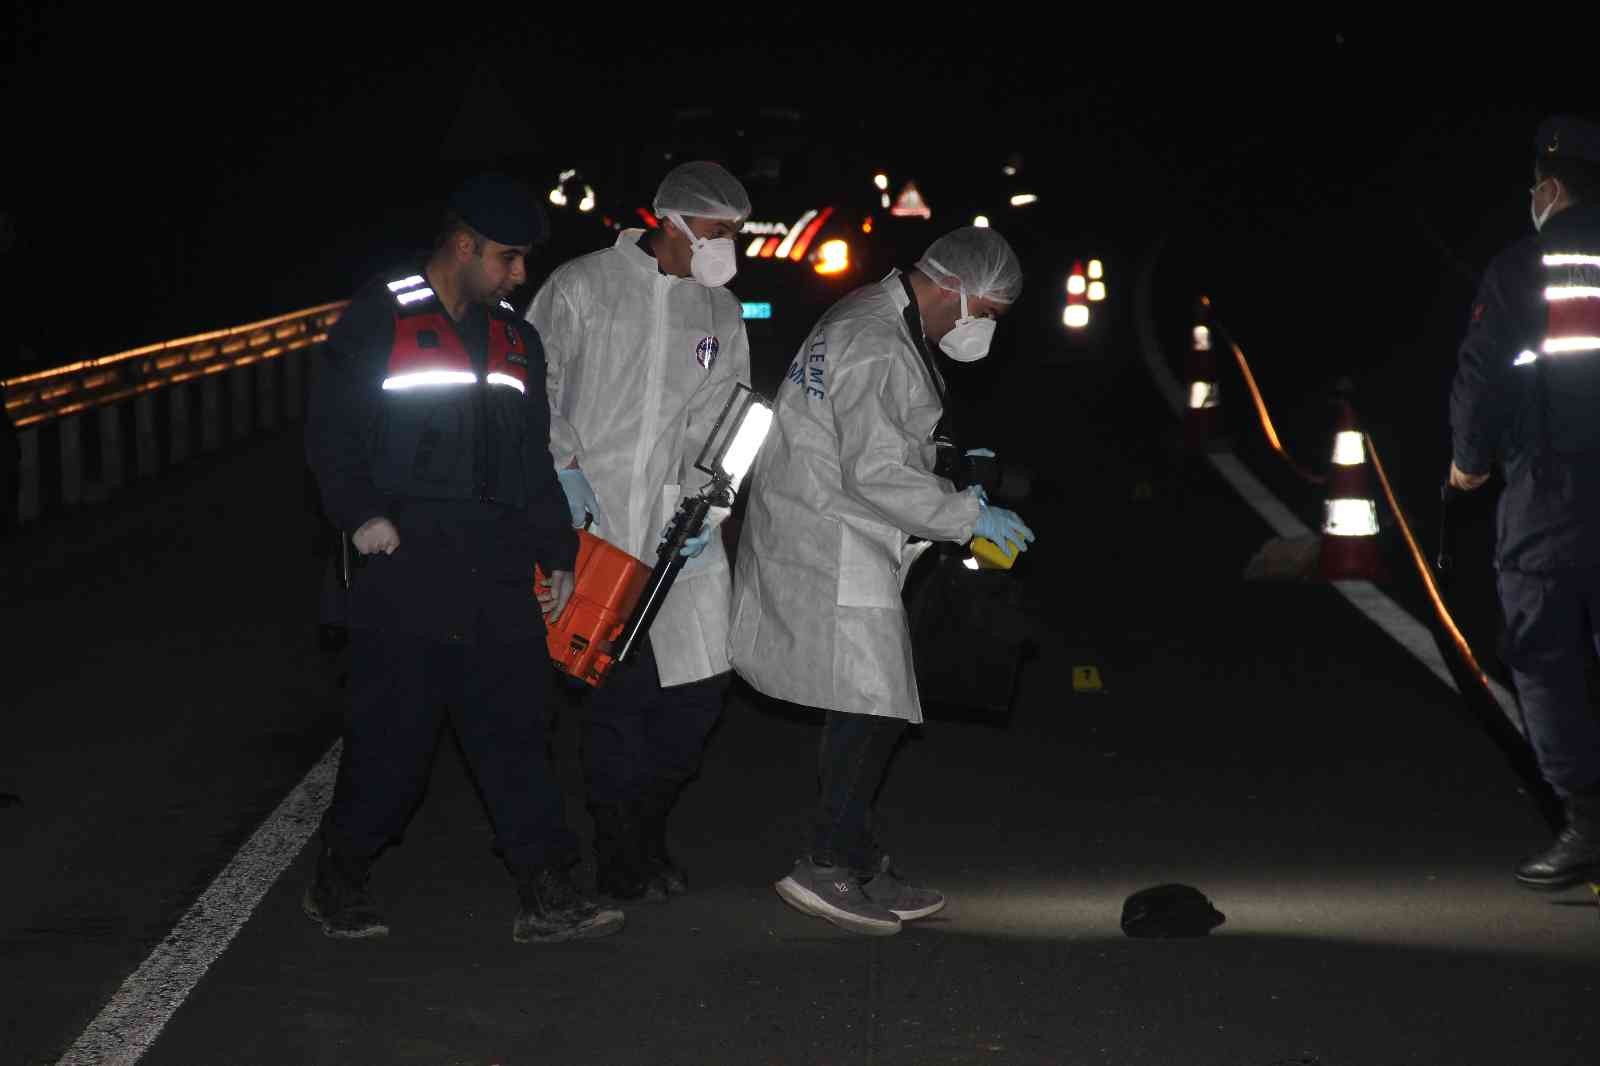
[971,535,1021,570]
[970,502,1034,570]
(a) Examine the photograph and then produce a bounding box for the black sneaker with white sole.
[775,857,902,936]
[859,855,946,921]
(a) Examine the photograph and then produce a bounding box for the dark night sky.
[4,14,1595,374]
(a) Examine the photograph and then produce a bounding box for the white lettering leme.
[382,371,478,391]
[485,373,527,393]
[1542,336,1600,354]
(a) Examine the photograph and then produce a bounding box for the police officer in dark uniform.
[303,174,624,943]
[1450,115,1600,890]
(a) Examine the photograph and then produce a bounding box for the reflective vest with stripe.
[372,273,537,507]
[1515,247,1600,461]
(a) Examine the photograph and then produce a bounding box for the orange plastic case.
[535,529,652,687]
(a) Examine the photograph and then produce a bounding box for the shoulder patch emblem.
[696,335,721,370]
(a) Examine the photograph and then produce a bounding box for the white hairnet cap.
[916,227,1024,304]
[652,161,752,223]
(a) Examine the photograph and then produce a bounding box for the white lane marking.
[56,741,341,1066]
[1134,244,1525,736]
[1206,451,1313,539]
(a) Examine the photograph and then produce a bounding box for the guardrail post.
[257,361,278,430]
[283,349,303,420]
[170,383,190,464]
[17,427,38,523]
[201,375,222,452]
[231,365,252,441]
[60,414,83,507]
[99,403,124,492]
[135,393,158,477]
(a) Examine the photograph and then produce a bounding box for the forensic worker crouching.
[729,227,1035,935]
[303,174,623,944]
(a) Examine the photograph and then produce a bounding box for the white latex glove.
[557,467,604,528]
[352,517,400,555]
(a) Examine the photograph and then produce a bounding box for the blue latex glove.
[679,521,715,558]
[557,467,601,528]
[973,503,1035,553]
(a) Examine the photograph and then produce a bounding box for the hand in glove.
[679,521,716,559]
[557,467,603,528]
[972,503,1035,554]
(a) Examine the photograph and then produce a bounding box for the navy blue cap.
[448,173,547,246]
[1536,115,1600,165]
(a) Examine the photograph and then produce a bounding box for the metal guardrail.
[2,302,349,524]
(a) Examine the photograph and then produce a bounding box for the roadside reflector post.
[1184,297,1221,453]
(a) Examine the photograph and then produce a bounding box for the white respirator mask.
[1531,179,1561,233]
[938,289,997,363]
[669,213,738,287]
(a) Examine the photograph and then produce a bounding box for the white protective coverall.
[728,270,984,722]
[529,229,751,686]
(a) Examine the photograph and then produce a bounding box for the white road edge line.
[1134,242,1524,735]
[56,741,342,1066]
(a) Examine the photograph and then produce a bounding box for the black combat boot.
[590,803,667,902]
[302,840,388,939]
[638,784,688,896]
[511,865,625,944]
[1516,790,1600,889]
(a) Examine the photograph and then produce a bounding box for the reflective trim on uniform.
[1192,325,1212,352]
[498,299,516,313]
[485,372,527,393]
[1514,350,1540,367]
[1324,498,1379,537]
[386,274,427,292]
[397,287,436,306]
[1545,286,1600,302]
[381,370,478,390]
[1542,336,1600,354]
[1543,254,1600,268]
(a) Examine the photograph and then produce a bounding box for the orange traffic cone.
[1063,260,1091,331]
[1318,401,1385,581]
[1184,296,1221,452]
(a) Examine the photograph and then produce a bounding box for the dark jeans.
[810,710,908,872]
[324,627,579,872]
[583,640,727,807]
[1498,568,1600,797]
